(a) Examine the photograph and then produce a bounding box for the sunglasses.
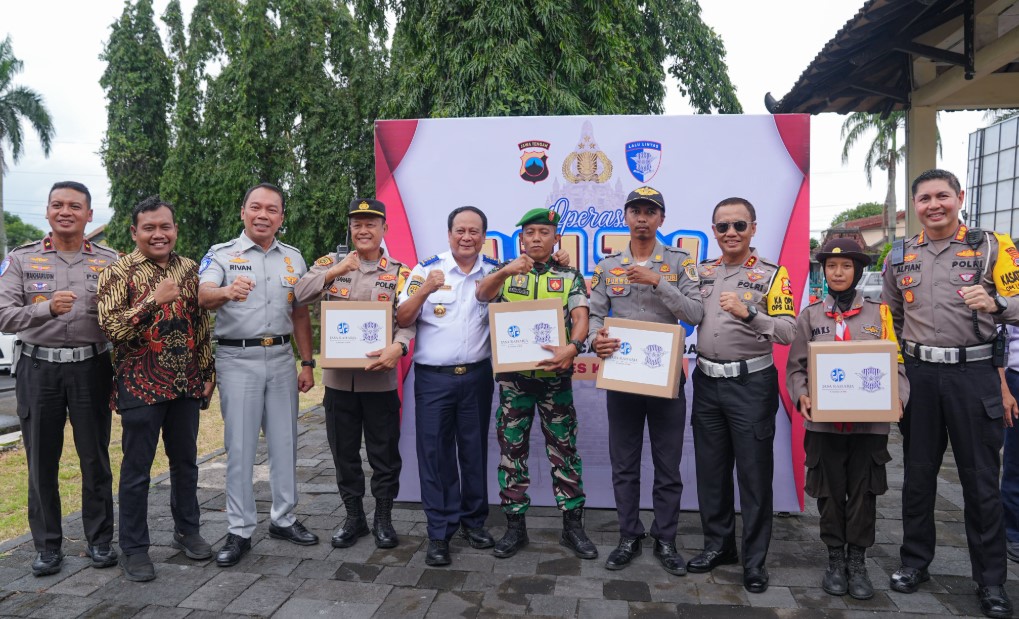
[713,220,753,234]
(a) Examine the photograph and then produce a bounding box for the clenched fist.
[49,291,77,316]
[153,277,181,305]
[225,275,254,302]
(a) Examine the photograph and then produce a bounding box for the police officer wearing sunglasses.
[687,197,796,594]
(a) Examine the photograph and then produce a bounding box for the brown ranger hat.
[816,237,871,267]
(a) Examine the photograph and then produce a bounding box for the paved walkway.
[0,406,1013,618]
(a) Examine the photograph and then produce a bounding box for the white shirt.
[397,251,495,366]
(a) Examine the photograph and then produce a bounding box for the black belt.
[415,360,489,376]
[218,334,291,348]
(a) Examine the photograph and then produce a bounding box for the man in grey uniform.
[198,183,318,567]
[0,181,119,576]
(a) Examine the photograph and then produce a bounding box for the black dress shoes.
[86,543,118,568]
[425,540,452,566]
[978,585,1013,619]
[459,526,495,549]
[269,521,319,546]
[31,551,63,577]
[216,533,252,567]
[120,552,156,582]
[172,531,213,560]
[744,566,770,593]
[889,566,930,593]
[687,548,739,573]
[605,535,644,571]
[652,539,687,576]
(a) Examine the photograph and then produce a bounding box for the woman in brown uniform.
[787,238,909,600]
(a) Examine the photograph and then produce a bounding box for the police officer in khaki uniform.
[294,198,414,550]
[0,181,119,576]
[589,186,703,576]
[882,169,1019,619]
[687,197,796,594]
[199,183,318,568]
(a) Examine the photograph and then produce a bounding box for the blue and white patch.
[483,255,498,266]
[0,256,11,278]
[420,255,439,267]
[625,140,662,183]
[198,251,214,275]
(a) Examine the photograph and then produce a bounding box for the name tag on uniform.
[429,284,455,304]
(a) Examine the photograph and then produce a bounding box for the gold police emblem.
[358,201,370,210]
[634,187,659,196]
[434,304,447,317]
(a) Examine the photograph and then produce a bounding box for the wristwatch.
[570,338,586,354]
[994,294,1009,315]
[301,359,316,368]
[399,342,409,357]
[742,304,759,323]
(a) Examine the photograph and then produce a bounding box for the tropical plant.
[0,35,54,257]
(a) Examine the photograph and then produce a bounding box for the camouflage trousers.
[495,372,585,514]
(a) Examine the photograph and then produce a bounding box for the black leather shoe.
[604,535,644,571]
[332,515,370,548]
[86,543,118,568]
[216,533,251,567]
[653,539,687,576]
[1007,542,1019,564]
[687,548,739,573]
[744,566,770,593]
[459,526,495,549]
[889,566,930,593]
[269,521,319,546]
[425,540,451,566]
[978,585,1013,619]
[493,513,528,558]
[172,531,213,560]
[120,552,156,582]
[560,507,598,559]
[31,551,63,577]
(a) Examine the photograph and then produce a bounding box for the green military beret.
[516,208,560,227]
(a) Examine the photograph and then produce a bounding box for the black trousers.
[606,389,686,541]
[118,398,201,556]
[691,365,778,569]
[324,387,402,500]
[804,430,890,548]
[414,361,494,541]
[900,358,1006,586]
[16,352,114,553]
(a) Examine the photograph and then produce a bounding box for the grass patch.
[0,364,325,544]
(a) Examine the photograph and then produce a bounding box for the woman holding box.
[786,238,908,600]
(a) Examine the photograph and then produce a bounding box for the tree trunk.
[884,150,897,245]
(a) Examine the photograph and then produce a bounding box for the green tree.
[840,112,941,245]
[0,35,54,257]
[99,0,174,253]
[384,0,742,119]
[830,202,883,228]
[984,109,1018,123]
[3,211,43,247]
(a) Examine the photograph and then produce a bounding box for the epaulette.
[806,298,825,308]
[210,239,237,251]
[605,251,622,258]
[482,255,498,266]
[276,240,301,253]
[663,246,688,254]
[755,256,781,269]
[93,243,119,255]
[420,255,440,266]
[9,239,42,253]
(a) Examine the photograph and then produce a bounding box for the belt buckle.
[724,363,740,379]
[454,365,467,375]
[261,337,275,346]
[928,347,946,363]
[58,349,73,363]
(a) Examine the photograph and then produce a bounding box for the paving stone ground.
[0,406,1014,618]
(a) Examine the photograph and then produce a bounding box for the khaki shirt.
[787,292,909,434]
[0,236,119,347]
[294,249,414,392]
[198,232,307,340]
[695,249,796,361]
[587,242,703,347]
[881,224,1019,347]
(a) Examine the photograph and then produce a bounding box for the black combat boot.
[560,507,598,559]
[493,513,528,558]
[372,497,399,548]
[331,496,370,548]
[847,544,874,600]
[822,545,848,596]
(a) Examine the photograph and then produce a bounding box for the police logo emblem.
[900,275,914,286]
[747,271,763,283]
[315,255,334,267]
[377,293,390,302]
[547,278,563,292]
[611,286,626,295]
[434,305,446,317]
[590,273,600,287]
[659,264,671,273]
[0,256,10,278]
[904,290,914,303]
[518,140,550,184]
[562,121,613,184]
[625,141,662,183]
[32,294,47,304]
[743,291,753,300]
[1008,246,1019,267]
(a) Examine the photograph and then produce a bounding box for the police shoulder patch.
[315,255,334,267]
[0,255,11,278]
[421,255,440,266]
[198,251,214,275]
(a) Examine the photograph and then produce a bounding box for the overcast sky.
[1,0,990,239]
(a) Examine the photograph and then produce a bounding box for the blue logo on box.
[620,342,632,355]
[337,322,350,335]
[830,368,846,382]
[507,325,520,338]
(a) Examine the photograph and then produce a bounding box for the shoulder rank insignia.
[483,254,498,266]
[421,255,440,267]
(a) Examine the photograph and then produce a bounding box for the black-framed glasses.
[714,220,752,234]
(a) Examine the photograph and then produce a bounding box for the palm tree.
[0,35,54,256]
[840,111,940,245]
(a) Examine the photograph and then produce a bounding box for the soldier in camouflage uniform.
[476,207,596,560]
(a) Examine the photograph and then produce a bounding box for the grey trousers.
[218,343,299,538]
